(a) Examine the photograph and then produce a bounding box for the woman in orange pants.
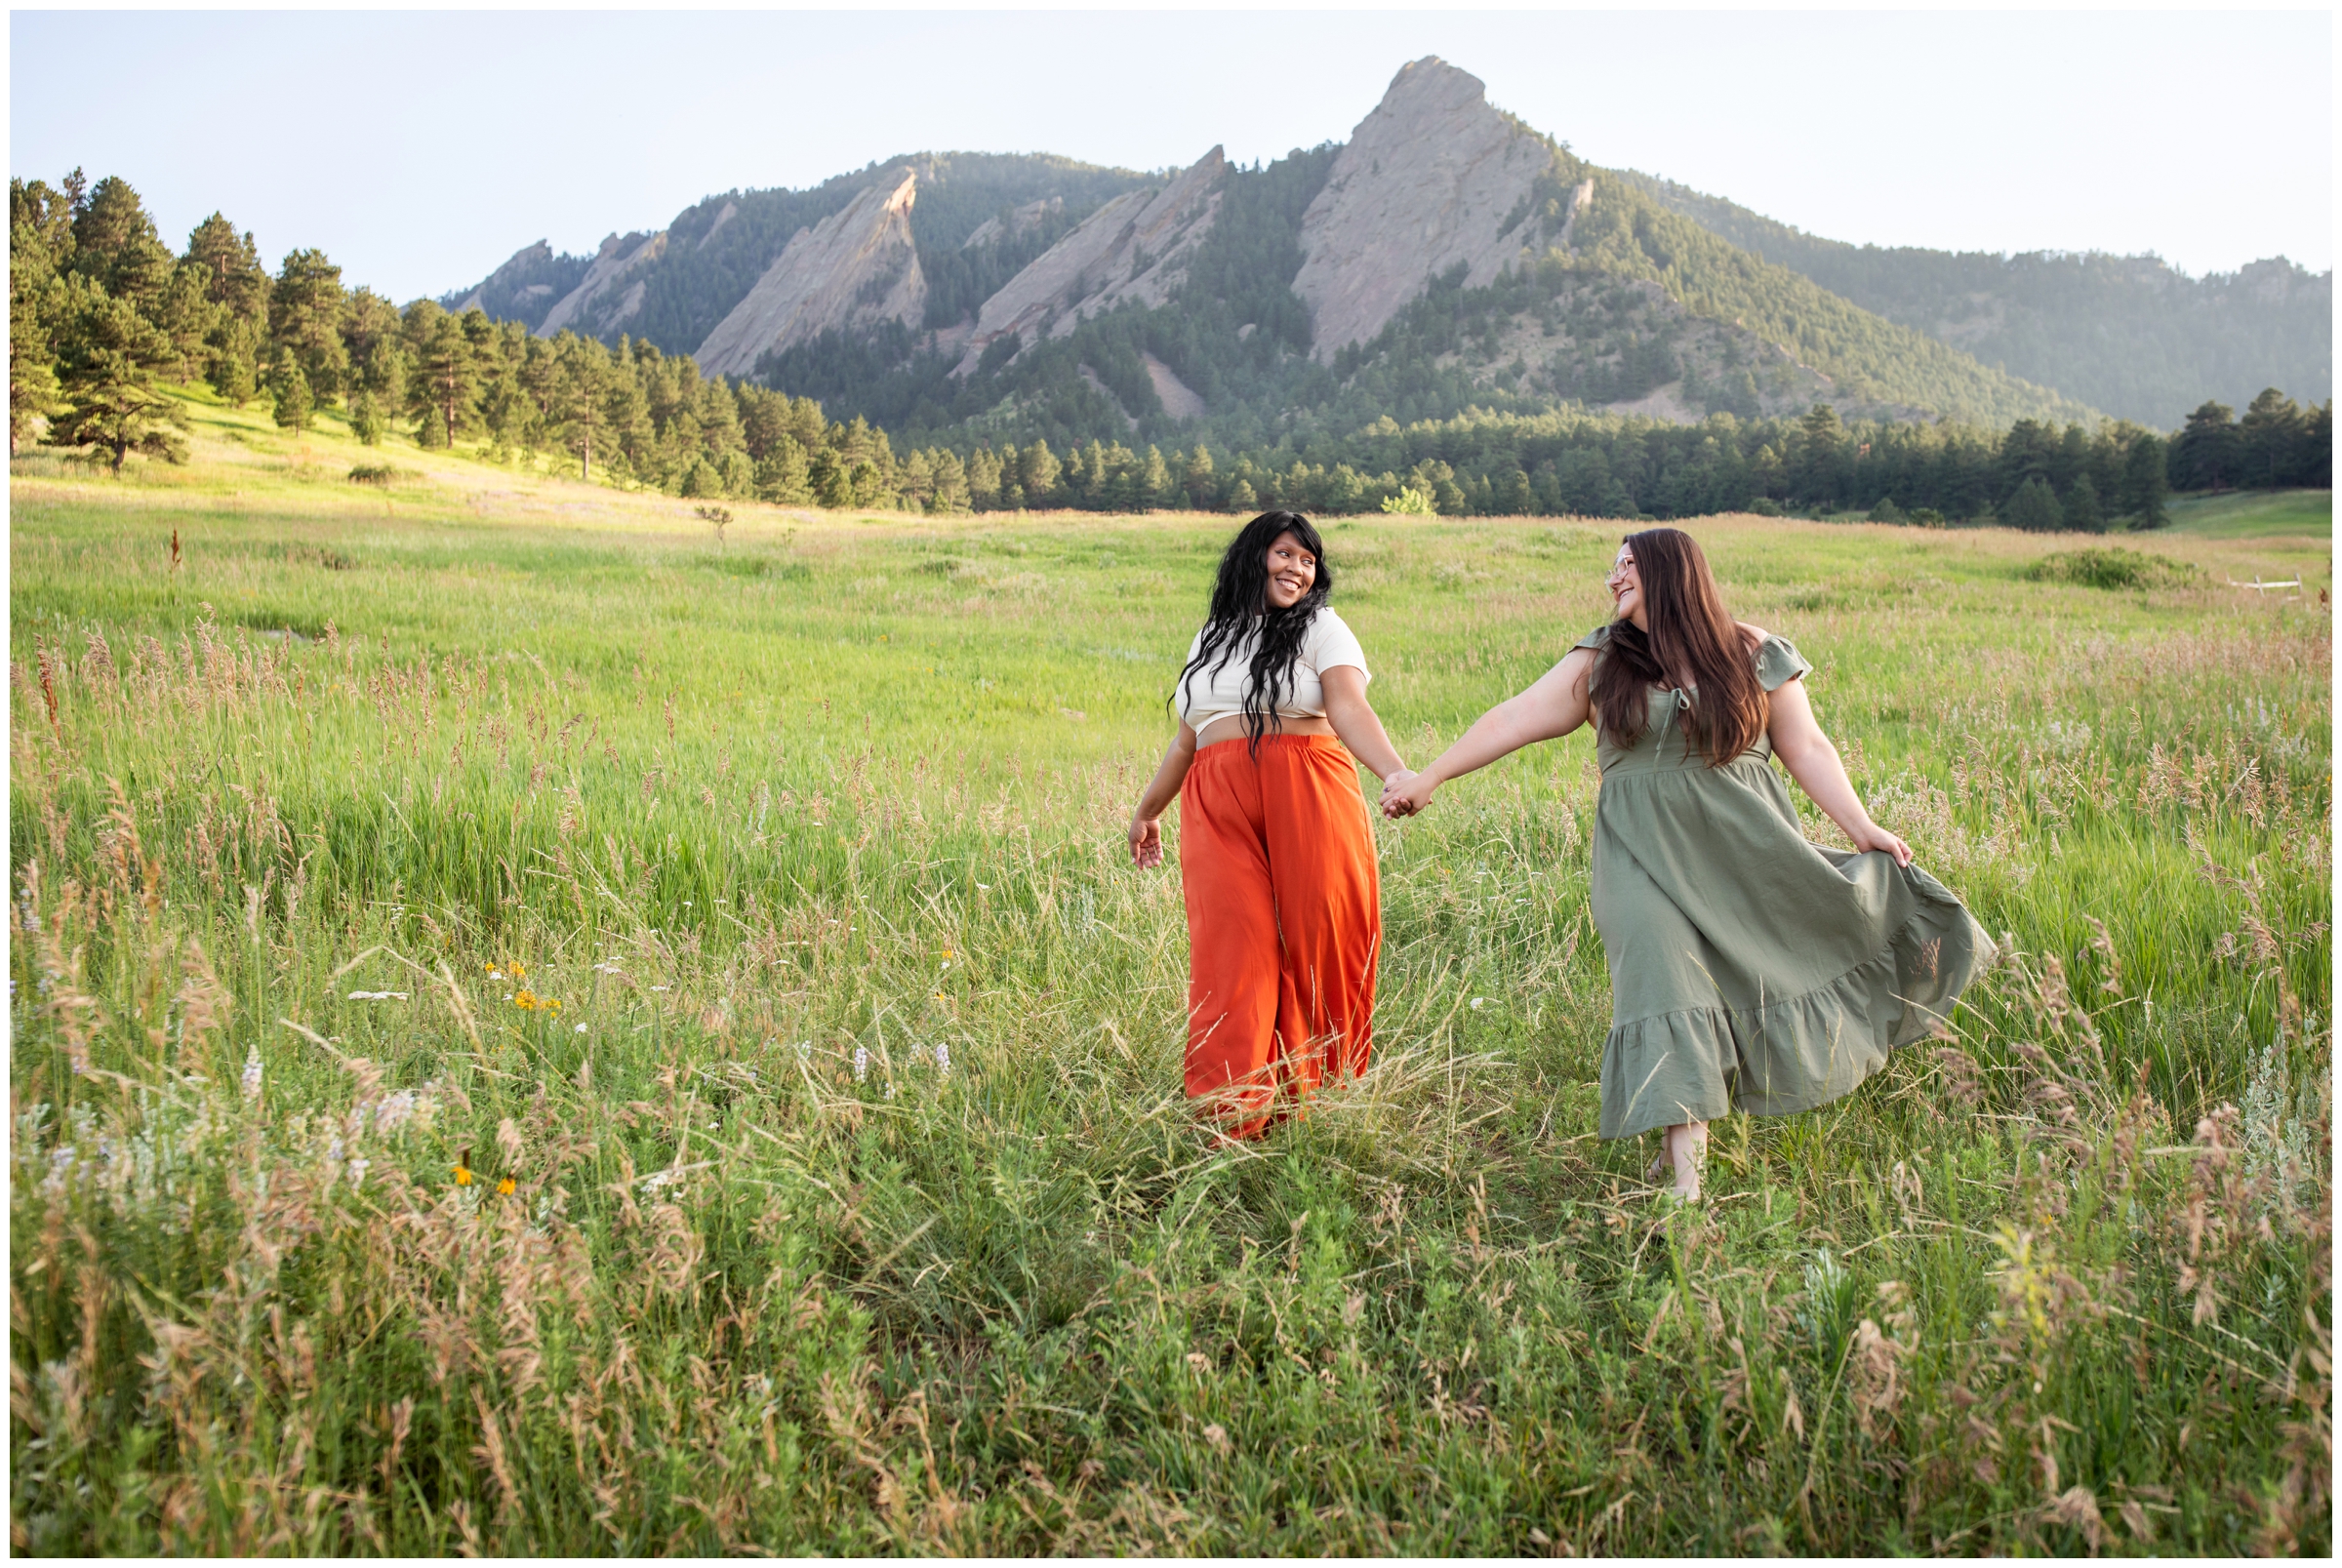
[1128,512,1412,1139]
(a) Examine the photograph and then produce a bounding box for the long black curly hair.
[1175,511,1334,757]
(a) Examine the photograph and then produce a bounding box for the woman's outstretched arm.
[1381,646,1596,818]
[1320,666,1409,784]
[1763,677,1912,865]
[1129,722,1197,868]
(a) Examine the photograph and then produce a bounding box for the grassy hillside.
[11,412,2331,1553]
[2161,488,2332,540]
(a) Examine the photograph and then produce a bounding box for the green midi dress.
[1577,623,1990,1141]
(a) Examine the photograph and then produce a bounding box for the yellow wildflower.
[508,960,527,979]
[545,997,562,1013]
[514,989,538,1011]
[496,1176,516,1196]
[454,1163,473,1186]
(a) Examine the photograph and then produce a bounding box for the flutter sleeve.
[1756,633,1813,692]
[1572,623,1614,654]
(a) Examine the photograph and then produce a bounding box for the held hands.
[1129,815,1165,869]
[1848,819,1913,866]
[1380,769,1437,819]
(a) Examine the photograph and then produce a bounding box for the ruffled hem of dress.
[1596,898,1982,1141]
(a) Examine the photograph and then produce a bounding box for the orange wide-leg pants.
[1180,735,1381,1139]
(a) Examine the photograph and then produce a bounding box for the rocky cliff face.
[961,196,1062,252]
[1293,58,1563,361]
[953,147,1225,373]
[537,229,668,339]
[448,241,550,315]
[692,171,927,380]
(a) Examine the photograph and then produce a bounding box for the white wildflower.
[241,1048,263,1101]
[853,1046,868,1082]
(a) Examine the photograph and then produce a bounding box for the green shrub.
[2022,545,2202,590]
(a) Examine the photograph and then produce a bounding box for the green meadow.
[2159,488,2334,542]
[10,398,2332,1554]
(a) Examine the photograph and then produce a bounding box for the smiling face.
[1262,531,1318,610]
[1607,543,1645,627]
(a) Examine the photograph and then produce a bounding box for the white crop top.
[1176,608,1370,737]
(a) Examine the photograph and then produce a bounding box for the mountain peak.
[1293,55,1555,359]
[1381,56,1491,114]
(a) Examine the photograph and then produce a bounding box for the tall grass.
[9,434,2331,1553]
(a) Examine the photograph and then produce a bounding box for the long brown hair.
[1588,527,1768,767]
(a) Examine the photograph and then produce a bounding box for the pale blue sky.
[10,9,2332,303]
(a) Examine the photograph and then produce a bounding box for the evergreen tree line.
[937,392,2326,526]
[7,170,985,509]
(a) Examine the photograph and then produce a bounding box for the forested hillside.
[426,57,2325,463]
[1619,170,2333,428]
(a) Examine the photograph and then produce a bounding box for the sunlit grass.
[9,420,2332,1553]
[2160,487,2331,541]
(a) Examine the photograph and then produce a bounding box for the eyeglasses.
[1605,558,1637,583]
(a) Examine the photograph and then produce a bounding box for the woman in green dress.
[1379,527,1988,1200]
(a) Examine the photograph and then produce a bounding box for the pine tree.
[897,449,936,511]
[44,282,188,471]
[679,456,724,499]
[2061,474,2104,533]
[753,435,814,505]
[965,445,1003,509]
[2238,388,2304,489]
[349,390,385,446]
[2000,474,2062,532]
[182,212,269,325]
[151,263,222,382]
[1020,438,1062,506]
[2118,433,2169,528]
[1794,402,1843,505]
[267,349,313,431]
[208,316,261,408]
[930,449,971,513]
[407,308,480,448]
[1141,445,1172,511]
[1183,444,1217,508]
[810,445,852,508]
[2170,401,2241,492]
[68,176,175,319]
[9,300,61,457]
[11,178,76,453]
[552,335,614,480]
[269,249,349,401]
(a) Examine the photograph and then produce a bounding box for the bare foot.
[1665,1122,1709,1202]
